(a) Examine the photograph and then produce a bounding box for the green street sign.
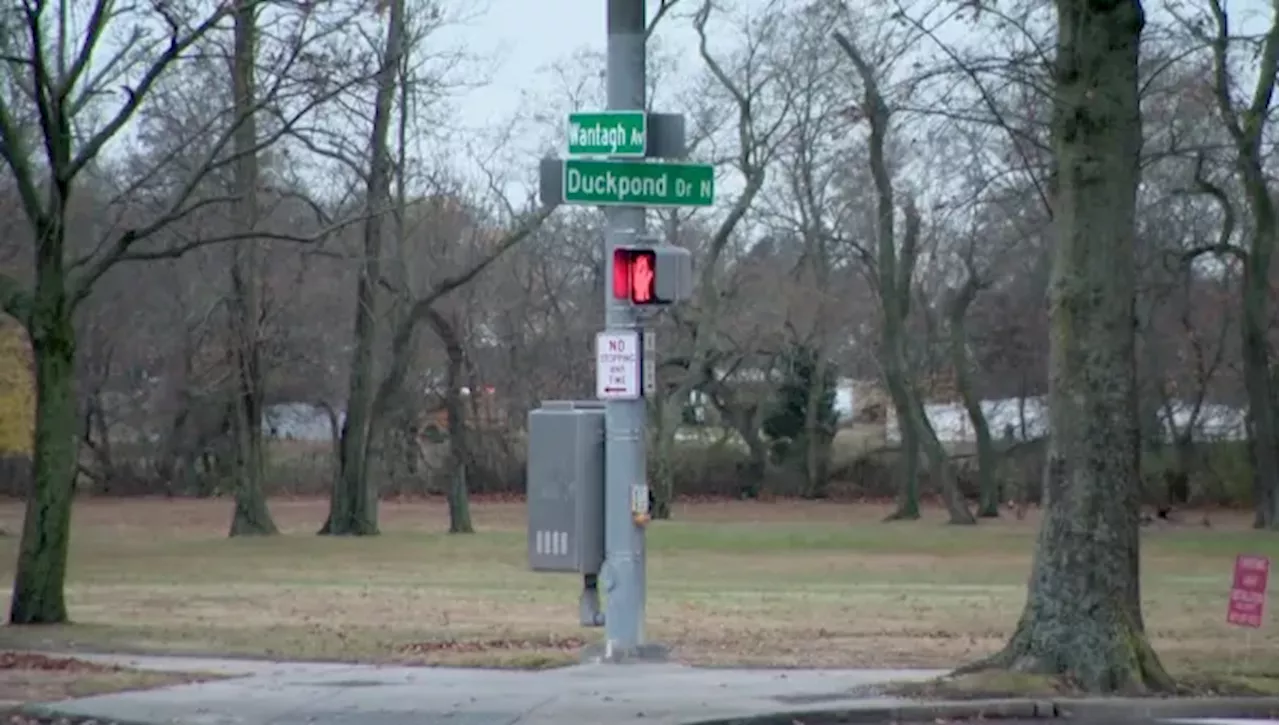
[562,159,714,208]
[567,111,647,157]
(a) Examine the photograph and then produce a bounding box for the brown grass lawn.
[0,498,1274,682]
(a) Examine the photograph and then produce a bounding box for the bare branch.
[0,273,32,322]
[1176,154,1243,265]
[368,204,555,431]
[65,5,234,182]
[58,0,114,109]
[69,69,372,293]
[646,0,681,41]
[893,5,1052,215]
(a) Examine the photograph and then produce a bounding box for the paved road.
[25,655,949,725]
[794,721,1280,725]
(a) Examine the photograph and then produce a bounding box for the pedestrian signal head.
[611,246,693,306]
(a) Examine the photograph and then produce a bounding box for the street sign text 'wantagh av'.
[568,111,646,157]
[562,159,714,208]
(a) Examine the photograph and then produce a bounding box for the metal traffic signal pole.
[532,0,699,662]
[601,0,650,658]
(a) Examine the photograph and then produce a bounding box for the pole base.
[579,581,604,628]
[579,641,670,664]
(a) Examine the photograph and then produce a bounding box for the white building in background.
[262,403,338,441]
[885,396,1247,444]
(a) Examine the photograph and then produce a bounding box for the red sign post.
[1226,554,1270,628]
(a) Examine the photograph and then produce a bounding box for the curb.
[684,696,1280,724]
[19,704,157,725]
[1058,696,1279,720]
[686,699,1055,725]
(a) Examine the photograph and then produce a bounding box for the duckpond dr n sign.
[562,159,714,208]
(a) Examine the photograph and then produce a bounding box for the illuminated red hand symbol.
[632,255,654,302]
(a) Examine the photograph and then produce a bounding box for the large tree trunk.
[10,263,77,624]
[319,0,405,537]
[960,0,1174,692]
[426,308,473,534]
[227,0,277,537]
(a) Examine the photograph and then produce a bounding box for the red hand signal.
[631,254,655,303]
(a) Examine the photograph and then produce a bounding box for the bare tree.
[1183,2,1278,529]
[319,0,407,537]
[227,0,279,536]
[647,0,794,516]
[0,0,363,623]
[946,242,999,518]
[832,17,974,525]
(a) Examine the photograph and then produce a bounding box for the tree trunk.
[651,367,711,518]
[10,271,77,624]
[801,354,831,499]
[226,0,277,537]
[1243,254,1278,529]
[427,308,473,534]
[948,279,999,517]
[960,0,1174,692]
[320,0,405,537]
[909,385,975,524]
[1210,11,1278,531]
[724,401,768,499]
[649,394,679,518]
[884,384,921,522]
[701,369,770,500]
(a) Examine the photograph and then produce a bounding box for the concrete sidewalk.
[25,653,948,725]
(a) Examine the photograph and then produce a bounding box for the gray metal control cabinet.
[527,401,605,573]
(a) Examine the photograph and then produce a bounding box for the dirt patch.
[0,652,221,706]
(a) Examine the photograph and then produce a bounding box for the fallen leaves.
[0,655,118,675]
[0,652,222,708]
[398,635,586,655]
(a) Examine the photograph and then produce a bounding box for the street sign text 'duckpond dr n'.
[563,159,714,208]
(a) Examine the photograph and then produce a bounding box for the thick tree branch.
[68,74,369,296]
[58,0,113,108]
[0,42,45,224]
[0,273,32,322]
[1176,155,1244,264]
[368,204,553,432]
[692,0,783,291]
[646,0,681,41]
[1205,0,1278,149]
